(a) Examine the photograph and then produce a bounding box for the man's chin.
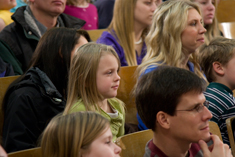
[200,133,211,143]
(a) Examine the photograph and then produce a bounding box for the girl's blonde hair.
[190,0,220,44]
[64,43,123,114]
[41,111,109,157]
[138,0,205,80]
[108,0,148,66]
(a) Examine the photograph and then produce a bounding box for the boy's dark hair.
[135,66,206,131]
[200,37,235,83]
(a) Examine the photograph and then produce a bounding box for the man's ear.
[156,111,170,129]
[212,61,224,76]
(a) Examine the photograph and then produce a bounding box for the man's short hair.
[200,37,235,83]
[135,66,206,131]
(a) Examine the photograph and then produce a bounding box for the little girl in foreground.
[41,111,121,157]
[64,43,125,140]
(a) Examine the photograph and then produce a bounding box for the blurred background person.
[0,0,85,75]
[64,0,98,30]
[94,0,115,29]
[10,0,26,13]
[0,0,16,31]
[97,0,161,66]
[190,0,221,44]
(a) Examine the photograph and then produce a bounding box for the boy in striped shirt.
[200,37,235,146]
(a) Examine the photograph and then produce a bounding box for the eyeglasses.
[175,100,210,113]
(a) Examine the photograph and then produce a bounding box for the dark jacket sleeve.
[0,56,15,77]
[3,86,50,153]
[0,41,23,75]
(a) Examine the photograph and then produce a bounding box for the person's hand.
[198,135,232,157]
[0,145,7,157]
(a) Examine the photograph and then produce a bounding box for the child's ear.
[156,111,170,129]
[212,61,224,76]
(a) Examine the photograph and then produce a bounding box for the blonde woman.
[64,43,125,141]
[191,0,221,44]
[64,0,98,30]
[137,0,207,130]
[97,0,161,66]
[41,111,121,157]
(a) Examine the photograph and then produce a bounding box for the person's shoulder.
[5,81,42,108]
[97,31,116,43]
[108,98,125,113]
[99,31,113,38]
[60,13,86,28]
[144,65,159,74]
[189,143,203,157]
[0,21,17,36]
[207,82,232,94]
[69,99,86,113]
[89,3,97,9]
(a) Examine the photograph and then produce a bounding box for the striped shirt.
[204,82,235,146]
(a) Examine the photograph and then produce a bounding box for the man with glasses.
[135,66,231,157]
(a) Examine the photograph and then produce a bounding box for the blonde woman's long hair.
[137,0,205,80]
[190,0,220,44]
[64,43,123,114]
[108,0,148,66]
[41,111,109,157]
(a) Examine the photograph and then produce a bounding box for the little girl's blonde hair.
[41,111,109,157]
[64,43,124,114]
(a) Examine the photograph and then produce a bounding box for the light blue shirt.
[10,0,26,13]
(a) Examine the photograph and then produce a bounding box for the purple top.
[64,4,98,30]
[97,31,147,66]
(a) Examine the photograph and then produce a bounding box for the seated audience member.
[2,28,89,153]
[200,37,235,146]
[97,0,161,66]
[135,66,232,157]
[94,0,115,29]
[0,0,86,75]
[0,57,14,77]
[190,0,221,44]
[0,0,16,31]
[64,0,98,30]
[10,0,26,13]
[136,0,206,130]
[41,111,121,157]
[64,43,125,141]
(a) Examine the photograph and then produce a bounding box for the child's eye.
[107,71,112,75]
[105,140,111,145]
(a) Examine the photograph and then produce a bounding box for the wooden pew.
[8,147,42,157]
[217,0,235,22]
[87,29,106,42]
[0,75,20,144]
[218,22,235,39]
[117,66,138,125]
